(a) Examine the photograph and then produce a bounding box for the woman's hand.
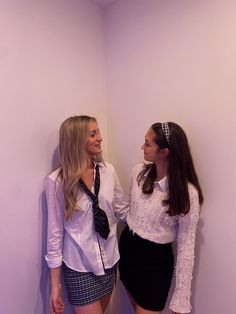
[172,312,188,314]
[50,284,64,314]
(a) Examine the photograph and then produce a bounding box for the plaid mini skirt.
[62,262,117,306]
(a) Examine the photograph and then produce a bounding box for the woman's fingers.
[57,296,64,312]
[50,294,64,313]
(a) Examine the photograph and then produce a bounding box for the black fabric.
[119,226,174,311]
[79,164,110,239]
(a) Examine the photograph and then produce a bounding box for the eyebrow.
[90,128,99,133]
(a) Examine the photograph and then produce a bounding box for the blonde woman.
[45,115,129,314]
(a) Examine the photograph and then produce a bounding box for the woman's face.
[141,128,162,162]
[86,121,102,156]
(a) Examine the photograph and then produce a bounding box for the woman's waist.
[126,218,176,244]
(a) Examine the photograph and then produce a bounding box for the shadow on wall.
[38,147,74,314]
[39,191,50,314]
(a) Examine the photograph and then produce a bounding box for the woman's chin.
[94,149,102,155]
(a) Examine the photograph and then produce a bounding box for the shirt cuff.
[45,254,63,268]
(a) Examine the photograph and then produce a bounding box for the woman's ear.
[161,148,169,158]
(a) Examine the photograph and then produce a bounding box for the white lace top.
[126,163,200,313]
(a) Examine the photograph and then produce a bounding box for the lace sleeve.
[169,185,200,313]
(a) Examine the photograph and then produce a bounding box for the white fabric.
[127,163,200,313]
[45,162,129,276]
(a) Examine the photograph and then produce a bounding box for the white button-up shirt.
[45,162,129,275]
[127,163,200,313]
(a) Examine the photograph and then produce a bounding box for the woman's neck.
[87,159,94,170]
[155,160,168,181]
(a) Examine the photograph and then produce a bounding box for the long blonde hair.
[58,115,103,220]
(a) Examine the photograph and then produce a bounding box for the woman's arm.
[169,185,200,313]
[44,176,64,268]
[49,267,64,314]
[44,175,65,313]
[112,166,129,222]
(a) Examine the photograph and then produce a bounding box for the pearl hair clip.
[161,122,170,145]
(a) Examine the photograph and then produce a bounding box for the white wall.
[0,1,108,313]
[105,0,236,313]
[1,1,236,313]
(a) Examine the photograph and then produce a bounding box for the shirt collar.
[155,176,168,192]
[93,161,106,173]
[142,163,168,192]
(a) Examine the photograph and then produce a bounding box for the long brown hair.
[138,122,203,216]
[58,115,104,220]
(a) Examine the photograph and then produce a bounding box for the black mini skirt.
[119,226,174,311]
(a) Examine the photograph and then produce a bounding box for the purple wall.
[1,1,236,313]
[0,1,107,313]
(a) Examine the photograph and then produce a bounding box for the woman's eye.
[90,131,96,137]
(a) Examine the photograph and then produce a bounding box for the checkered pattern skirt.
[62,262,117,306]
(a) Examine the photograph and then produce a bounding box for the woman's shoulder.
[188,182,200,203]
[102,161,113,169]
[131,162,148,176]
[45,167,61,183]
[97,162,117,176]
[98,162,148,178]
[98,161,112,169]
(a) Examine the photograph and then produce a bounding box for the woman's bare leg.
[126,290,137,310]
[73,293,112,314]
[124,287,162,314]
[73,300,103,314]
[100,293,112,311]
[135,304,162,314]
